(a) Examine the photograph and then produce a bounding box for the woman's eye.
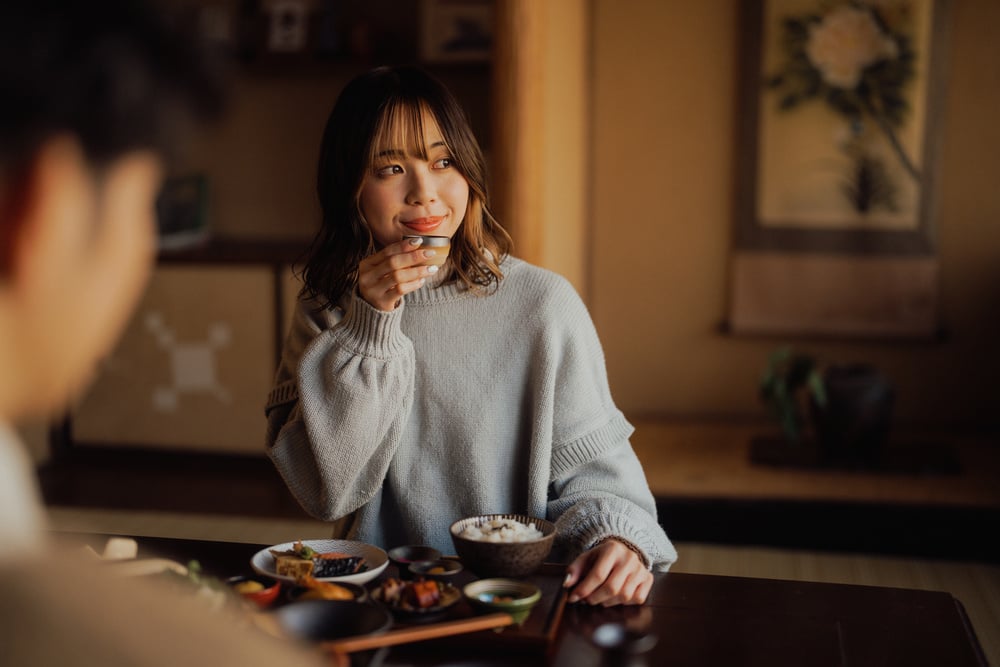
[375,165,403,177]
[433,157,453,169]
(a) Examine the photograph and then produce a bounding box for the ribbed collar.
[403,256,520,306]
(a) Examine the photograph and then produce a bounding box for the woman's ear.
[0,137,93,294]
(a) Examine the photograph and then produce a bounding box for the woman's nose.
[406,169,437,205]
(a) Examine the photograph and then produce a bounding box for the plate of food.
[371,577,462,619]
[251,539,388,586]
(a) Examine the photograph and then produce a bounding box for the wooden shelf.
[157,237,309,265]
[631,420,1000,509]
[632,420,1000,561]
[38,445,310,519]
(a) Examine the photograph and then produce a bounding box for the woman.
[266,66,675,606]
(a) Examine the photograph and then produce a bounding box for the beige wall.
[589,0,1000,430]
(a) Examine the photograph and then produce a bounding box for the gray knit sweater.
[265,257,676,571]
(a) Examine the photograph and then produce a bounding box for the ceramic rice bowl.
[449,514,556,577]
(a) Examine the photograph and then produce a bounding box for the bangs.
[367,99,439,166]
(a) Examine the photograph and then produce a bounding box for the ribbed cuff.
[555,494,676,572]
[337,294,411,359]
[591,536,651,569]
[574,514,658,571]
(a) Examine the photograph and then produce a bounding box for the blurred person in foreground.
[0,2,326,664]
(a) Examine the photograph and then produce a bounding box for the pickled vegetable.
[234,580,265,594]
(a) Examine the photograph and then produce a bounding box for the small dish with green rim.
[463,578,542,626]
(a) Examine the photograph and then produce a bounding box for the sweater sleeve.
[540,279,676,572]
[548,434,677,572]
[265,294,415,521]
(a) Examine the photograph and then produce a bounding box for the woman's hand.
[356,237,440,311]
[563,538,653,606]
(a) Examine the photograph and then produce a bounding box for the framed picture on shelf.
[420,0,493,63]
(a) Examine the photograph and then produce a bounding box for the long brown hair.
[303,66,511,309]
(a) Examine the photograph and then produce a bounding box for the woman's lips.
[402,216,444,233]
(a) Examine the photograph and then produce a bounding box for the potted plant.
[759,348,895,467]
[759,348,827,447]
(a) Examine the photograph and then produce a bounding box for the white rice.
[458,518,544,543]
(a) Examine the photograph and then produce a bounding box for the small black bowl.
[387,545,442,579]
[273,600,392,642]
[407,558,464,582]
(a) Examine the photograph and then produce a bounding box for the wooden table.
[72,534,988,667]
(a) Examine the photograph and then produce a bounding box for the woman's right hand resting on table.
[563,538,654,606]
[357,237,441,311]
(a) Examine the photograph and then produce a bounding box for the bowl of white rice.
[450,514,556,577]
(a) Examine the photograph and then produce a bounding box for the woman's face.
[359,109,470,248]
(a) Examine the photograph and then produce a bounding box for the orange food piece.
[405,579,441,608]
[298,575,355,600]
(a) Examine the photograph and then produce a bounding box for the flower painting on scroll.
[757,0,935,230]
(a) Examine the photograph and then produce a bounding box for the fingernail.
[563,573,572,587]
[427,265,439,274]
[568,595,579,603]
[409,237,423,246]
[423,250,437,258]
